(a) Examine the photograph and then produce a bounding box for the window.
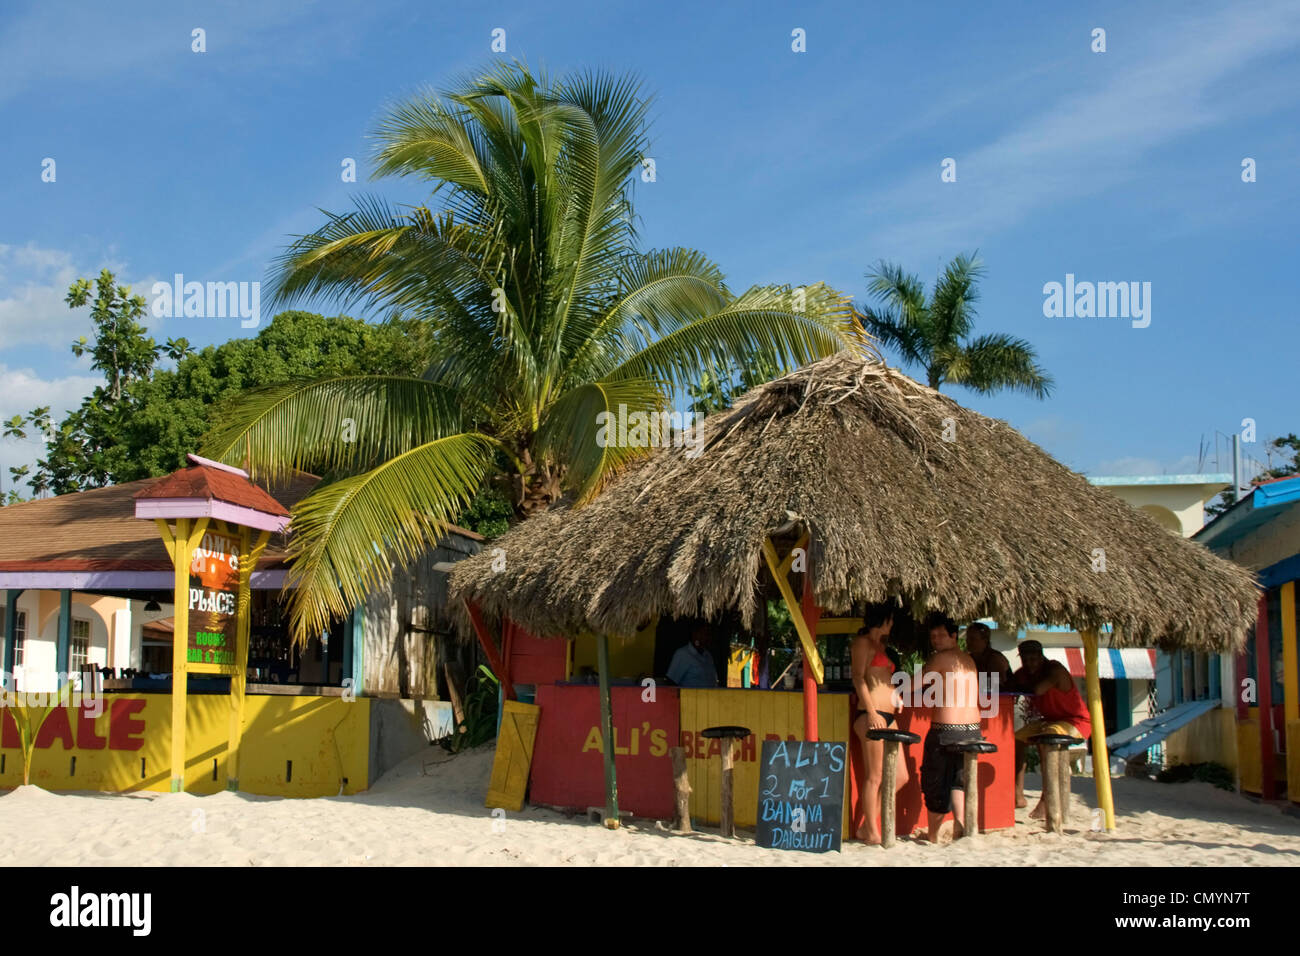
[6,609,27,668]
[70,618,90,671]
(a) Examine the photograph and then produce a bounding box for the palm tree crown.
[203,63,862,641]
[857,253,1052,398]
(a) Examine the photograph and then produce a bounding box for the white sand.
[2,746,1298,866]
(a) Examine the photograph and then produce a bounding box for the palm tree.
[856,253,1051,398]
[202,64,862,642]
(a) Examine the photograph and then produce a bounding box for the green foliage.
[857,252,1052,399]
[687,354,783,415]
[1265,433,1300,479]
[1156,761,1235,791]
[24,309,429,496]
[1206,433,1300,517]
[766,598,796,648]
[204,63,859,643]
[445,664,501,752]
[455,485,514,539]
[66,270,157,402]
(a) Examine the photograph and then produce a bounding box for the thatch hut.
[450,352,1258,829]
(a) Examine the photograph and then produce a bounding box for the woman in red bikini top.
[851,603,908,844]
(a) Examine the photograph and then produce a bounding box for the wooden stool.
[701,725,751,838]
[1030,733,1078,833]
[941,738,998,840]
[866,728,920,848]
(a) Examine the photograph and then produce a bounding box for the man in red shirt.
[1012,640,1092,819]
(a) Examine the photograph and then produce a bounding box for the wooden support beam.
[1255,594,1276,799]
[1081,629,1115,830]
[760,538,822,685]
[56,590,71,687]
[1282,581,1298,724]
[596,632,620,828]
[2,589,23,687]
[464,600,516,701]
[168,517,191,792]
[226,528,268,791]
[800,561,822,742]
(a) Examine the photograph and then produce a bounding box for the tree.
[66,270,157,403]
[1263,434,1300,480]
[202,63,860,642]
[687,354,782,415]
[856,253,1052,398]
[1206,433,1300,518]
[27,310,431,494]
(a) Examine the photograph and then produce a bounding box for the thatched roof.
[449,353,1258,652]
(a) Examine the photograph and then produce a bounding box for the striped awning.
[1040,647,1156,680]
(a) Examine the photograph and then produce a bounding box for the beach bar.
[451,353,1259,841]
[0,456,483,795]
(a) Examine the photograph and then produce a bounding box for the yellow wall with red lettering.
[0,693,369,797]
[678,688,850,830]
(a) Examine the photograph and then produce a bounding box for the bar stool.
[941,738,998,839]
[866,728,920,848]
[701,725,751,838]
[1029,733,1080,833]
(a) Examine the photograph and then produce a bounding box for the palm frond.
[535,377,667,500]
[200,376,474,482]
[282,432,500,643]
[948,332,1054,399]
[930,251,984,345]
[604,282,860,391]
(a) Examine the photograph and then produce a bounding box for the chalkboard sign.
[755,740,847,853]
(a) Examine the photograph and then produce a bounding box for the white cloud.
[858,0,1300,258]
[0,363,100,494]
[0,243,164,350]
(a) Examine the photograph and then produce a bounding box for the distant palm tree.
[203,63,860,642]
[857,253,1051,398]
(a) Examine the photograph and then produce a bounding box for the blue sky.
[2,0,1298,484]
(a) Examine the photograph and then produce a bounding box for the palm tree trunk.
[513,446,563,518]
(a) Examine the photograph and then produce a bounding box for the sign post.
[135,455,290,794]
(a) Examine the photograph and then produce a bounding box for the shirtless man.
[850,603,906,844]
[921,614,981,843]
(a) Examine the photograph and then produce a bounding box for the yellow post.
[165,516,208,792]
[1081,629,1115,830]
[760,537,822,684]
[226,528,269,791]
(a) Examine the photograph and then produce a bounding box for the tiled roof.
[134,463,291,516]
[0,472,316,572]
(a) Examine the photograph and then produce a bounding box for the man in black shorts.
[919,614,982,842]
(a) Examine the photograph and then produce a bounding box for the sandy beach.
[3,745,1298,866]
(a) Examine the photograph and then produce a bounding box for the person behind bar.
[850,603,907,844]
[921,613,981,843]
[667,624,719,688]
[1013,639,1092,820]
[964,622,1010,687]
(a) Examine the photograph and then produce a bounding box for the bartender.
[667,625,719,688]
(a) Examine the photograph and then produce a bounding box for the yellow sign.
[678,688,850,830]
[0,694,370,796]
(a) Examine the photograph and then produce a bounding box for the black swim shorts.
[921,723,982,813]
